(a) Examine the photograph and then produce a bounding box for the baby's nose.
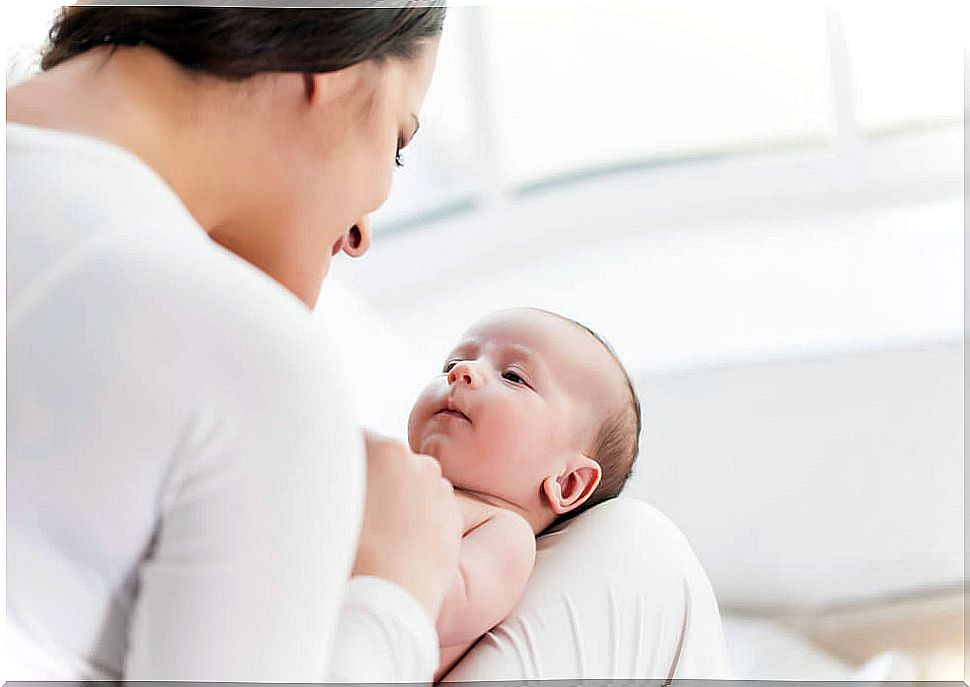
[447,362,480,388]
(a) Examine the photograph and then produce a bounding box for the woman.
[6,5,461,681]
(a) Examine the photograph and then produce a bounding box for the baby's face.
[407,309,624,505]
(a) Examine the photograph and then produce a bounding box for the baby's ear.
[541,455,601,515]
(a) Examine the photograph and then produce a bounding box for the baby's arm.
[435,510,537,651]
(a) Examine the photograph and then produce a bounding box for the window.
[373,1,966,232]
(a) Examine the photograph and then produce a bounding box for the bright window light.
[485,1,834,184]
[5,1,67,84]
[371,8,482,230]
[835,0,968,133]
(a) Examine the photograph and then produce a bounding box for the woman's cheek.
[302,174,347,239]
[341,163,391,225]
[371,130,398,203]
[372,159,395,209]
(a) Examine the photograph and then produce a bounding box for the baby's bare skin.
[434,491,536,681]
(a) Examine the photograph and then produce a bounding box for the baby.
[406,307,642,680]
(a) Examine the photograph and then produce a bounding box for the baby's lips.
[435,401,471,424]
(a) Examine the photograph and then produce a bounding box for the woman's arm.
[124,292,461,681]
[440,498,731,682]
[122,272,366,680]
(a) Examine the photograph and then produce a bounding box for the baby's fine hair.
[528,309,642,520]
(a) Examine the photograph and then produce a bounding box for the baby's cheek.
[406,393,434,450]
[486,414,537,466]
[405,410,418,448]
[523,420,568,465]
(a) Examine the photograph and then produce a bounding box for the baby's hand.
[353,430,463,621]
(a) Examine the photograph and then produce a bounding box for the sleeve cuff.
[335,575,439,682]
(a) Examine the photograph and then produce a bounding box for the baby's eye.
[443,360,458,373]
[503,370,525,384]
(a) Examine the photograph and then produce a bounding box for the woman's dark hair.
[40,3,446,78]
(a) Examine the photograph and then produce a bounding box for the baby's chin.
[409,430,444,460]
[415,436,480,484]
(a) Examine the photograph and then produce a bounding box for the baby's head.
[408,308,641,533]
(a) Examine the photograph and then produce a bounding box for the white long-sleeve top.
[5,122,438,682]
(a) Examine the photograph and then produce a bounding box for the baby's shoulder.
[487,507,535,539]
[472,507,537,568]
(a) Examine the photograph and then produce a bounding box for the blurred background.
[8,1,966,681]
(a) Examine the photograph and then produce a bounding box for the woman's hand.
[352,430,462,621]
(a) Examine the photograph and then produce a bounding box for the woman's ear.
[541,456,601,515]
[302,73,315,101]
[302,67,361,107]
[303,61,375,109]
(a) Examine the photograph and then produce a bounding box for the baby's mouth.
[436,408,470,423]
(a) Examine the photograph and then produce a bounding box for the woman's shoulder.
[99,226,335,396]
[8,128,337,392]
[8,122,313,340]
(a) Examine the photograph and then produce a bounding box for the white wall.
[629,340,963,607]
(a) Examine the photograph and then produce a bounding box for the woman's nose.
[447,361,481,388]
[342,215,372,258]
